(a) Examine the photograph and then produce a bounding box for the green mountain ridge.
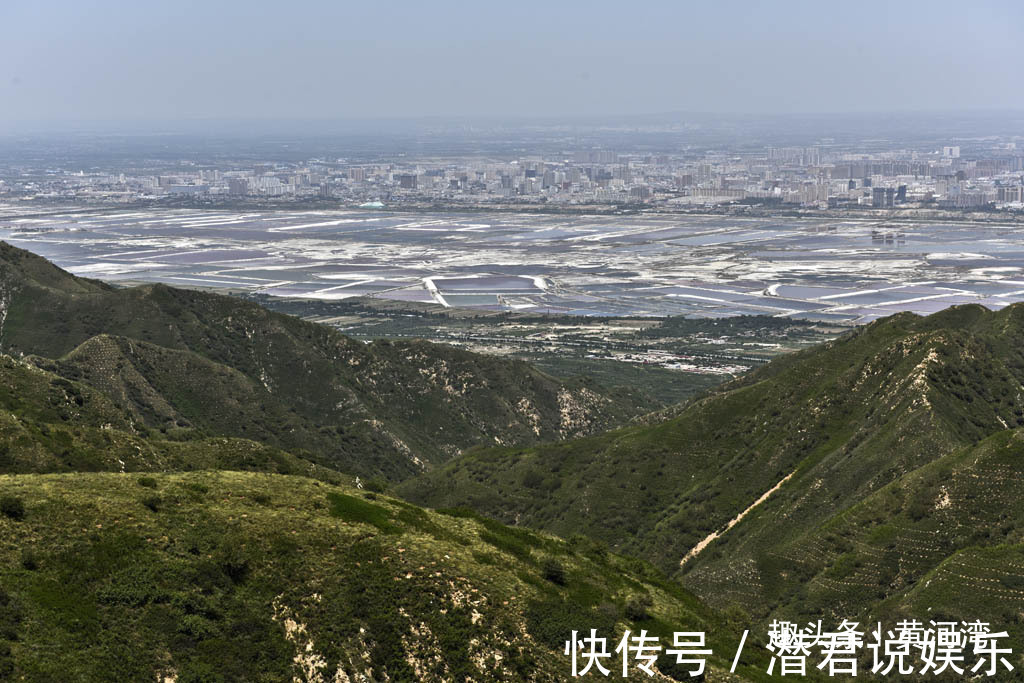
[0,241,651,479]
[399,303,1024,636]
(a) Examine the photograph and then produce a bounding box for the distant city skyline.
[2,0,1024,129]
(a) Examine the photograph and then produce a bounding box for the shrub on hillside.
[624,593,653,621]
[541,558,566,585]
[0,497,25,522]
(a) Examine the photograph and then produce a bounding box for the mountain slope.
[25,334,404,473]
[0,351,342,479]
[0,471,766,682]
[0,242,651,478]
[399,304,1024,605]
[732,427,1024,652]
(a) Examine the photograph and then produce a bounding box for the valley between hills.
[2,240,1024,681]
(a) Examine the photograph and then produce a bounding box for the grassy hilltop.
[0,471,768,682]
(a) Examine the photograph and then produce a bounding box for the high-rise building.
[629,185,651,200]
[871,187,896,208]
[998,186,1023,202]
[227,178,249,195]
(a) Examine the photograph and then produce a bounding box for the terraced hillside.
[0,471,767,682]
[0,242,651,479]
[751,428,1024,631]
[400,304,1024,619]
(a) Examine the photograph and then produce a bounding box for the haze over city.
[3,0,1024,130]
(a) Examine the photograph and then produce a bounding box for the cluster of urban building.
[4,140,1024,212]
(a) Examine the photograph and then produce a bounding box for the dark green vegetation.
[400,302,1024,665]
[0,471,768,681]
[517,355,723,407]
[0,242,648,479]
[256,295,832,407]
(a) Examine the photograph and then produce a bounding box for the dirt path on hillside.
[679,469,796,566]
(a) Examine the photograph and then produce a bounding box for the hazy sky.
[2,0,1023,126]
